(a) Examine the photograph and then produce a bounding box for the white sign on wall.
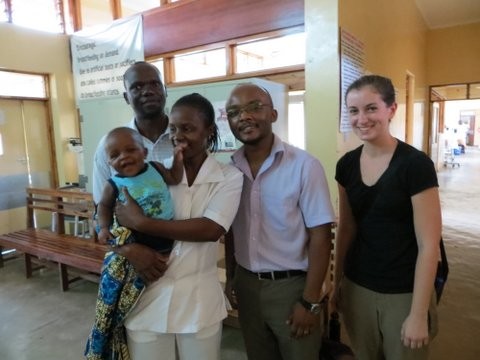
[70,16,144,103]
[340,28,365,133]
[212,101,237,151]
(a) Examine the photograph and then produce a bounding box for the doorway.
[444,99,480,150]
[429,82,480,166]
[427,89,480,359]
[0,98,54,234]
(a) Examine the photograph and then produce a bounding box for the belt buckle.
[257,271,275,280]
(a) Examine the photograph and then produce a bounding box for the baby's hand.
[98,227,113,245]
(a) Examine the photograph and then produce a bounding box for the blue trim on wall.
[0,172,51,210]
[0,174,29,210]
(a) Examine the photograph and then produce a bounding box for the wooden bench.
[0,187,107,291]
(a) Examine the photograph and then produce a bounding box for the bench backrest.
[26,187,97,242]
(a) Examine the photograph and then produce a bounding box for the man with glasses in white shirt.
[224,83,335,360]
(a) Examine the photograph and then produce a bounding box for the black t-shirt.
[335,140,438,293]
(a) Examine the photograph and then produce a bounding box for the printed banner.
[71,16,144,102]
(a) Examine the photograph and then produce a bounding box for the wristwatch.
[298,296,321,315]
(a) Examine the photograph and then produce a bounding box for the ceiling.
[415,0,480,29]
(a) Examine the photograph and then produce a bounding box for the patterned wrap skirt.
[85,227,144,360]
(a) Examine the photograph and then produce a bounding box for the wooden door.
[0,99,53,234]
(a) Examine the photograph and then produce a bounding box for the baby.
[96,126,183,250]
[85,126,183,359]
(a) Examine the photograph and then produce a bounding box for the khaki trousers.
[340,277,438,360]
[234,265,323,360]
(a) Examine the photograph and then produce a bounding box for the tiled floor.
[429,146,480,360]
[0,146,479,359]
[0,256,247,360]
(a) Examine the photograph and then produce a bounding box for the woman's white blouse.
[124,155,243,333]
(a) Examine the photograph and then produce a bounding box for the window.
[431,83,480,101]
[173,48,226,82]
[469,83,480,99]
[0,0,168,33]
[288,91,305,149]
[157,30,306,85]
[10,0,63,33]
[80,0,113,30]
[0,71,47,98]
[236,32,305,73]
[121,0,161,17]
[431,84,467,101]
[0,0,9,22]
[150,59,166,84]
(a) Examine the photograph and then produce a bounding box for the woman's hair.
[171,93,220,152]
[346,75,396,106]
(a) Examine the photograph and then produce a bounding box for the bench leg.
[59,263,69,291]
[25,254,33,278]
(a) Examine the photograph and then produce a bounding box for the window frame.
[0,70,49,100]
[148,26,305,88]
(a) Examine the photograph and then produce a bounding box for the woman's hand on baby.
[115,188,144,230]
[114,243,169,283]
[97,228,113,245]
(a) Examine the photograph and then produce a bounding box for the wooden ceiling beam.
[68,0,82,31]
[110,0,122,20]
[143,0,304,57]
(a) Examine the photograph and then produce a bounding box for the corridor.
[430,145,480,359]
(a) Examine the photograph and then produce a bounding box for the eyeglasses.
[226,101,273,120]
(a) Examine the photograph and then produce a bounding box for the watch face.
[299,297,321,314]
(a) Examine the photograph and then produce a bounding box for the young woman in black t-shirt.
[333,75,441,360]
